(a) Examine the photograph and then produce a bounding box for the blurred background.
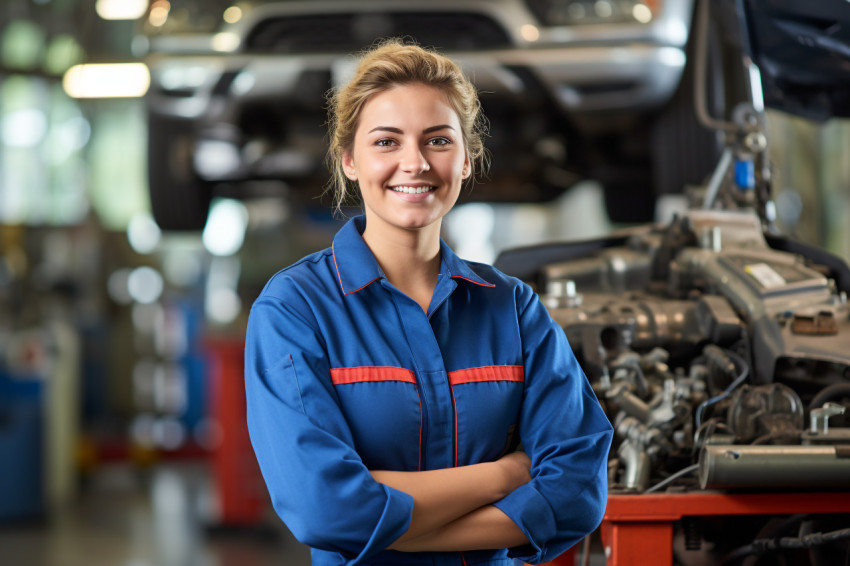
[0,1,848,565]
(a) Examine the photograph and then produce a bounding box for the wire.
[645,463,700,494]
[722,527,850,563]
[695,349,750,429]
[693,418,720,447]
[693,418,734,457]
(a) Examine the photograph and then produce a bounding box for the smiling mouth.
[390,185,436,194]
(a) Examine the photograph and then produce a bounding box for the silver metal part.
[522,204,850,494]
[698,445,850,489]
[700,225,722,252]
[543,247,651,296]
[810,403,846,434]
[618,440,650,492]
[607,383,651,423]
[544,279,583,309]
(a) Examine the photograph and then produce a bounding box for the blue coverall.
[245,215,613,565]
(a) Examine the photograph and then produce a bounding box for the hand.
[496,450,532,495]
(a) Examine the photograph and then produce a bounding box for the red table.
[206,338,267,527]
[601,491,850,566]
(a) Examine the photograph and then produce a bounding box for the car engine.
[497,205,850,562]
[502,207,850,493]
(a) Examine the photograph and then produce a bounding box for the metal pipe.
[608,386,651,423]
[619,441,651,491]
[699,445,850,489]
[693,0,738,133]
[702,147,733,210]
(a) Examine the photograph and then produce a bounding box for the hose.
[808,383,850,412]
[645,463,700,494]
[722,527,850,564]
[695,349,749,428]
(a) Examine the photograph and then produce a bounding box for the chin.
[390,210,444,231]
[395,217,439,231]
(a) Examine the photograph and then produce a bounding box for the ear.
[461,155,471,179]
[342,151,358,181]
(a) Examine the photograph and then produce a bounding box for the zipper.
[416,375,429,471]
[385,280,431,471]
[449,381,458,468]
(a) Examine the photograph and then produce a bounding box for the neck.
[362,219,442,310]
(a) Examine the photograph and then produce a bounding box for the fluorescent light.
[205,256,243,324]
[1,109,47,147]
[63,63,150,98]
[96,0,149,20]
[212,32,240,52]
[202,199,248,256]
[127,212,162,254]
[194,139,241,180]
[658,47,686,68]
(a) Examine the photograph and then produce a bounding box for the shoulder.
[462,260,555,333]
[259,248,337,300]
[250,248,342,325]
[461,259,537,302]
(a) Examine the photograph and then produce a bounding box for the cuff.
[349,485,414,565]
[493,483,557,564]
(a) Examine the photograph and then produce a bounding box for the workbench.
[601,491,850,566]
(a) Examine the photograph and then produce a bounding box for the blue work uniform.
[245,215,613,566]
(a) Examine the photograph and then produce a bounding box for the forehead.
[358,83,461,128]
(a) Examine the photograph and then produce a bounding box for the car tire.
[650,0,724,203]
[147,112,212,231]
[598,164,656,224]
[602,0,724,224]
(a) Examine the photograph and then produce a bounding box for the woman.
[245,39,613,566]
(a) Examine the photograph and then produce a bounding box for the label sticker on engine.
[745,262,786,289]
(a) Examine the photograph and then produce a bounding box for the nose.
[399,143,430,174]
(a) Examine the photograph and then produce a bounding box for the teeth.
[391,185,434,194]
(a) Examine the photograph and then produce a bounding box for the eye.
[427,137,451,147]
[375,138,396,147]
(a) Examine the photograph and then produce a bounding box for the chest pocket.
[331,367,422,471]
[449,365,525,466]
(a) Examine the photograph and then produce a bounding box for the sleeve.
[244,292,414,563]
[493,283,613,564]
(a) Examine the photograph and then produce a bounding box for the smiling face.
[342,83,470,240]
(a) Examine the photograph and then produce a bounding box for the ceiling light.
[63,63,150,98]
[96,0,149,20]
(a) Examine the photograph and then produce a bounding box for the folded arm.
[371,451,531,550]
[390,504,528,552]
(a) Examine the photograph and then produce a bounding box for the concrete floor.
[0,462,311,566]
[0,461,609,566]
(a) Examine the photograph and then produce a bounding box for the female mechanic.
[245,39,613,566]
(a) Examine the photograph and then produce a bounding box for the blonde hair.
[325,39,488,211]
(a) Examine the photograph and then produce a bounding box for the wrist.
[491,460,518,499]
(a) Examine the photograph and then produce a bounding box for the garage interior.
[1,1,849,565]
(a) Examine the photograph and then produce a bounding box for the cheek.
[446,156,468,183]
[362,158,393,182]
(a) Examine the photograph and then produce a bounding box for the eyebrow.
[367,124,455,135]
